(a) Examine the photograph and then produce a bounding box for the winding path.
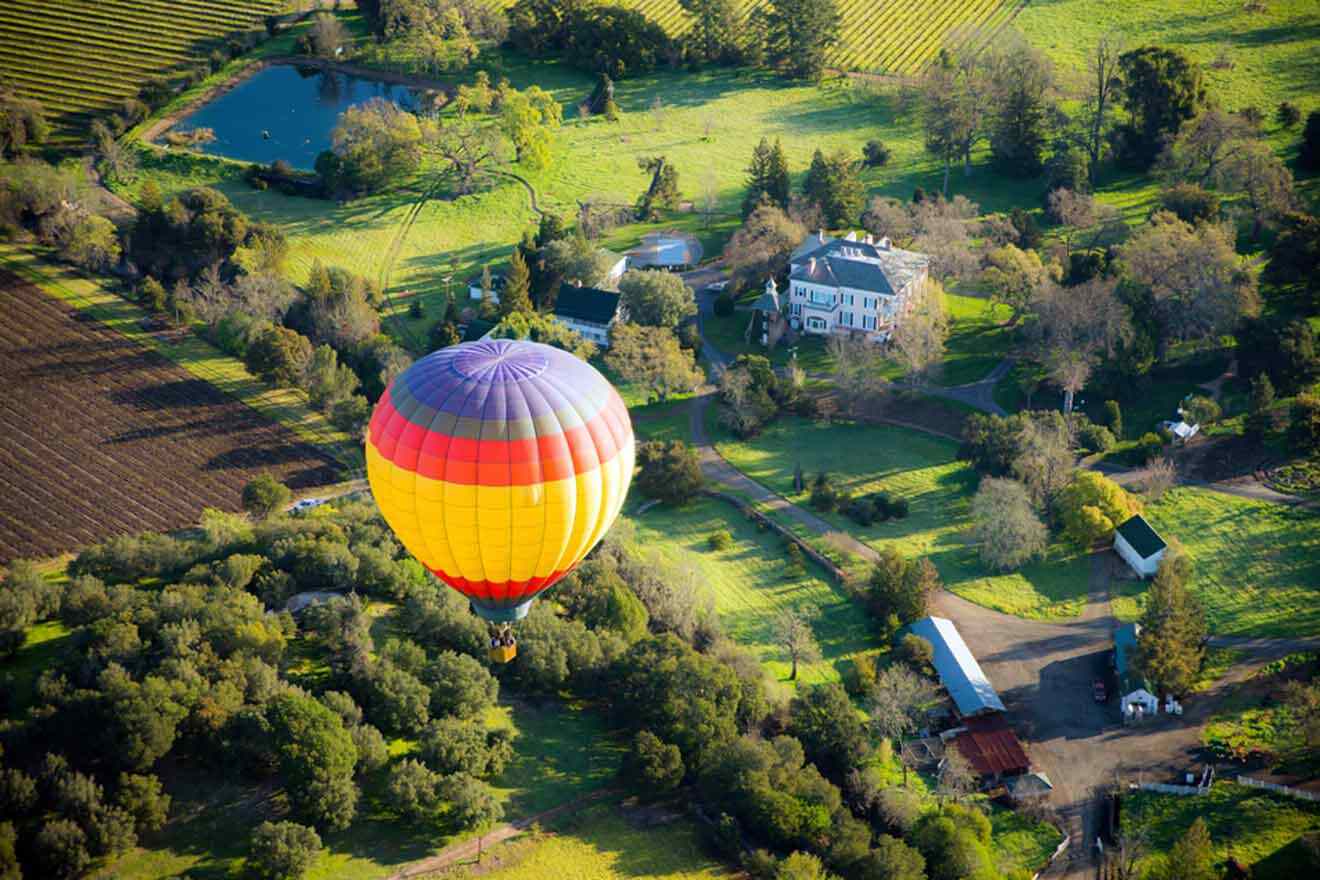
[382,789,619,880]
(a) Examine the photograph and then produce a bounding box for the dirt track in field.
[0,270,339,562]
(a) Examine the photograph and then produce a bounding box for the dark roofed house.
[908,616,1005,717]
[552,283,623,347]
[1114,514,1167,578]
[952,715,1030,782]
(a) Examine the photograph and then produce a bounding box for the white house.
[785,231,929,342]
[1113,514,1167,578]
[1114,622,1160,723]
[552,282,624,348]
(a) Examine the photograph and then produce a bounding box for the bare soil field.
[0,270,339,562]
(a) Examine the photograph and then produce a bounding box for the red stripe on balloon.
[431,567,570,602]
[369,392,631,486]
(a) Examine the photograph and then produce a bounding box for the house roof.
[1114,622,1152,696]
[908,616,1006,716]
[554,283,621,325]
[789,232,929,297]
[953,715,1029,777]
[1115,515,1166,560]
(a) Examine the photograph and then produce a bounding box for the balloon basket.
[489,643,517,664]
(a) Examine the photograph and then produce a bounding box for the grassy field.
[989,808,1064,878]
[1124,782,1320,879]
[1,619,73,711]
[442,802,730,880]
[713,416,1093,620]
[120,48,1064,353]
[99,696,622,880]
[0,243,359,472]
[630,401,693,445]
[628,496,880,687]
[0,0,284,139]
[1110,487,1320,638]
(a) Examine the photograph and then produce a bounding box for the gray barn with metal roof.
[908,616,1005,717]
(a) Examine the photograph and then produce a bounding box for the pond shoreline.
[140,55,457,149]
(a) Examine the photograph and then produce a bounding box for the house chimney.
[864,233,874,245]
[878,236,891,250]
[817,229,826,244]
[808,257,816,273]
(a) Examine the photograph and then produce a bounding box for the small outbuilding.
[952,715,1030,783]
[1114,622,1160,723]
[1113,514,1167,578]
[908,616,1006,718]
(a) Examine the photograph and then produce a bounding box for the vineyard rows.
[0,270,339,563]
[617,0,1024,75]
[0,0,285,139]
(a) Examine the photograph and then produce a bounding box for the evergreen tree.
[679,0,743,66]
[500,250,534,318]
[1245,373,1275,442]
[1164,817,1216,880]
[1135,547,1206,698]
[802,149,863,228]
[1113,46,1206,169]
[743,137,792,216]
[764,0,840,81]
[989,43,1055,177]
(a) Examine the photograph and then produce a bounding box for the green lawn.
[120,45,1074,356]
[100,697,621,880]
[1124,782,1320,879]
[630,401,693,445]
[0,243,359,472]
[0,620,73,712]
[713,416,1093,620]
[990,807,1063,878]
[1018,0,1320,217]
[1111,487,1320,638]
[628,497,880,688]
[448,802,731,880]
[940,292,1014,387]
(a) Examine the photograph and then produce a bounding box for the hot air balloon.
[365,338,635,662]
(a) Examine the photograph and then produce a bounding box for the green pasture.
[1124,782,1320,879]
[713,416,1092,620]
[989,808,1064,878]
[0,243,359,471]
[1111,487,1320,638]
[1,619,73,712]
[449,801,730,880]
[99,696,621,880]
[940,291,1014,387]
[628,496,880,687]
[630,401,693,445]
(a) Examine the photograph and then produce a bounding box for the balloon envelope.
[366,339,634,622]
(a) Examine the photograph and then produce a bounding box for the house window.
[842,311,853,327]
[808,289,834,307]
[791,304,801,317]
[806,316,827,331]
[844,293,853,306]
[862,315,874,330]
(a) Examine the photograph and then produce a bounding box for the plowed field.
[0,270,339,562]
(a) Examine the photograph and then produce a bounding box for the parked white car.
[706,280,729,292]
[290,498,327,515]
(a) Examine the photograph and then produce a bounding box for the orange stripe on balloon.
[368,391,630,486]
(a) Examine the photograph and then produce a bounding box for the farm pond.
[166,63,422,168]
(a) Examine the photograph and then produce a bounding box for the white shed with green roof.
[1114,514,1167,578]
